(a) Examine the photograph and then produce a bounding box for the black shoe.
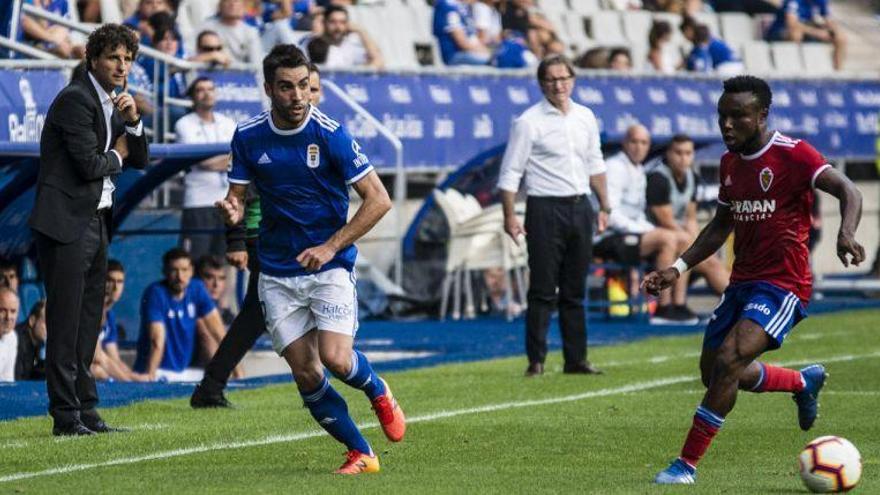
[83,420,130,434]
[673,305,700,325]
[524,362,544,377]
[52,421,96,437]
[563,362,604,375]
[650,305,698,325]
[190,384,233,408]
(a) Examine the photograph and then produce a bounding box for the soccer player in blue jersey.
[217,44,405,475]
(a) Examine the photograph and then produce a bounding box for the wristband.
[671,258,689,275]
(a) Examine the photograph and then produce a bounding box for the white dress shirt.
[88,72,144,210]
[497,99,606,197]
[604,151,655,235]
[0,329,17,382]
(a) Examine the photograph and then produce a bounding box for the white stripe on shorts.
[767,293,798,338]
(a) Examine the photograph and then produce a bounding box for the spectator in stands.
[646,134,730,295]
[433,0,492,65]
[196,255,235,326]
[90,260,148,381]
[262,0,324,47]
[500,0,564,59]
[123,0,173,46]
[608,47,633,71]
[681,18,744,75]
[647,20,681,74]
[474,0,504,47]
[133,249,227,382]
[0,258,24,324]
[311,5,384,69]
[576,47,610,69]
[0,287,20,381]
[175,77,237,260]
[20,0,86,59]
[200,0,264,64]
[765,0,846,70]
[595,124,697,324]
[14,300,46,380]
[190,30,234,68]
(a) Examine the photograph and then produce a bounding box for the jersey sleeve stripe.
[312,107,340,127]
[228,178,251,185]
[238,114,269,132]
[345,165,374,185]
[810,163,832,189]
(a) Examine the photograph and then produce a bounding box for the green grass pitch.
[1,310,877,494]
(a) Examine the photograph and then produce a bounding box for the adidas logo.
[319,417,337,425]
[257,152,272,164]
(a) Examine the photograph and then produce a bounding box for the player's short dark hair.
[196,255,225,277]
[670,134,694,146]
[307,36,330,64]
[263,44,310,84]
[723,75,773,110]
[107,259,125,274]
[86,23,139,67]
[324,5,349,21]
[537,54,575,82]
[162,248,192,270]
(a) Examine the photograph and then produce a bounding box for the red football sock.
[680,416,720,467]
[757,363,805,393]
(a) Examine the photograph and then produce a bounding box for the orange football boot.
[371,378,406,442]
[335,450,380,475]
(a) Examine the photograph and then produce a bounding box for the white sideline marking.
[2,351,878,484]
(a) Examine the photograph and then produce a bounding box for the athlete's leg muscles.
[319,331,385,400]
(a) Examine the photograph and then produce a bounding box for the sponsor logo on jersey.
[730,199,776,222]
[759,167,773,192]
[351,140,369,168]
[307,144,320,168]
[257,152,272,165]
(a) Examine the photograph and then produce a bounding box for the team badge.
[307,143,320,168]
[759,167,773,192]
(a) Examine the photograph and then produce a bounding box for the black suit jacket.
[29,65,149,244]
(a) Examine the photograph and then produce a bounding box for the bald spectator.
[595,125,697,324]
[15,300,47,380]
[0,287,20,381]
[200,0,264,64]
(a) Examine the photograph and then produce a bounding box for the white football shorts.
[258,268,359,354]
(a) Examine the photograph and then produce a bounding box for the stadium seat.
[719,12,756,47]
[560,13,594,54]
[801,43,835,75]
[621,11,653,48]
[538,0,571,17]
[770,42,805,75]
[99,0,122,24]
[589,11,627,47]
[181,0,220,28]
[741,41,773,73]
[350,5,420,69]
[570,0,602,15]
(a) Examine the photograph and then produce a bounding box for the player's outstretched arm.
[642,204,734,295]
[297,170,392,271]
[815,166,865,267]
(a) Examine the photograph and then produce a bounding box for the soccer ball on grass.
[798,436,862,493]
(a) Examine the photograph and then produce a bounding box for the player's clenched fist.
[215,196,243,226]
[641,267,680,296]
[296,244,337,271]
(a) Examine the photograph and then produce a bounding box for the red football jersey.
[717,132,831,303]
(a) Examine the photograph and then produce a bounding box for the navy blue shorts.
[704,281,807,350]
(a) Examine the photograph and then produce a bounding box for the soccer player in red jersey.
[645,76,866,484]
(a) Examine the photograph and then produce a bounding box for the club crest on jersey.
[759,167,773,192]
[307,144,320,168]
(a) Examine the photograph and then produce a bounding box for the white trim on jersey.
[346,165,375,185]
[740,130,780,161]
[228,177,251,185]
[772,133,800,147]
[238,111,269,131]
[311,108,340,132]
[268,106,312,136]
[811,163,832,189]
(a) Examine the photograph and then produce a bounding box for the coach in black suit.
[29,24,148,436]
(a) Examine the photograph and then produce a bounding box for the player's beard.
[272,99,308,128]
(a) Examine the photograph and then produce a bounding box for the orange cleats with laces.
[334,450,380,475]
[371,378,406,442]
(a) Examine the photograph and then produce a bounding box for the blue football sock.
[333,350,386,401]
[300,376,372,454]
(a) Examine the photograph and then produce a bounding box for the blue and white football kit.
[228,106,373,353]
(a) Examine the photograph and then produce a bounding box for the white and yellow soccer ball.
[798,436,862,493]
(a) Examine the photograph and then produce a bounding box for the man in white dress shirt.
[175,77,238,260]
[498,55,611,377]
[597,125,696,324]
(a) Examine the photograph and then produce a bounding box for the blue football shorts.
[703,281,807,350]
